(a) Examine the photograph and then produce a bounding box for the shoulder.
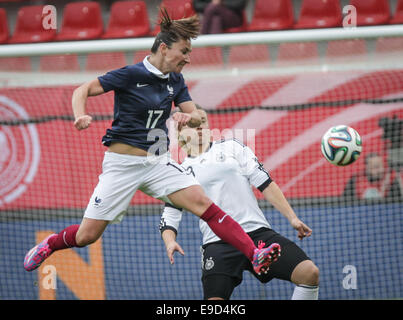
[212,138,247,158]
[127,62,147,75]
[119,62,155,84]
[181,157,190,166]
[100,64,141,78]
[214,138,246,148]
[181,156,199,167]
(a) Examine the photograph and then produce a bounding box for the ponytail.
[151,8,200,53]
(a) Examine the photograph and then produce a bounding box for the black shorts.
[201,227,311,300]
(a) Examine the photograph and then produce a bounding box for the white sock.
[291,285,319,300]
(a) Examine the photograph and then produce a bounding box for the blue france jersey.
[97,59,192,153]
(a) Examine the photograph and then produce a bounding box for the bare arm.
[72,79,105,130]
[160,205,185,264]
[262,181,312,240]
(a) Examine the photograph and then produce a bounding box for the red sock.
[200,203,256,261]
[48,224,81,251]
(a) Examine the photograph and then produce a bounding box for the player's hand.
[74,115,92,130]
[172,112,191,131]
[290,217,312,240]
[165,241,185,265]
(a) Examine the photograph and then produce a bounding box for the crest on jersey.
[167,85,174,97]
[216,152,226,162]
[204,257,215,270]
[0,95,40,206]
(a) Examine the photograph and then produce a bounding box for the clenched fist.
[74,115,92,130]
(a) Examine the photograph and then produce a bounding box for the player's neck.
[147,54,169,75]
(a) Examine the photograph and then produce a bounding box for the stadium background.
[0,0,402,300]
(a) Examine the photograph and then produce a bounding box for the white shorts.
[84,151,199,223]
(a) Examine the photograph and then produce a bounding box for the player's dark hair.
[151,8,200,53]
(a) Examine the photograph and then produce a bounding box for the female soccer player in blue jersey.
[160,107,319,300]
[24,9,280,277]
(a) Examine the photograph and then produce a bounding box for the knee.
[193,192,212,210]
[75,230,100,247]
[292,261,320,286]
[169,186,213,216]
[186,191,213,216]
[305,263,320,286]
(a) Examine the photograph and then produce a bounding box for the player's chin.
[176,63,187,72]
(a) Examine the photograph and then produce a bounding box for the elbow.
[72,83,88,100]
[75,79,100,98]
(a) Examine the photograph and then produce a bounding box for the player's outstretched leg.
[24,224,81,272]
[168,186,282,273]
[201,204,281,272]
[24,218,108,272]
[252,241,281,275]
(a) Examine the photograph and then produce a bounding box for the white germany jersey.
[161,139,272,245]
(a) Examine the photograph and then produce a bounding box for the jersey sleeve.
[159,203,183,236]
[232,139,273,191]
[174,74,192,106]
[97,66,132,92]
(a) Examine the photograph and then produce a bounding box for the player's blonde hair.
[151,8,200,53]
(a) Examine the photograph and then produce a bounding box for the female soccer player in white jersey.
[23,9,280,277]
[160,107,319,300]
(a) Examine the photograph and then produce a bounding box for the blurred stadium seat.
[277,42,319,65]
[0,56,31,71]
[326,39,367,62]
[39,54,80,72]
[151,0,196,35]
[295,0,342,29]
[247,0,294,31]
[228,44,270,68]
[390,0,403,24]
[8,5,56,44]
[375,37,403,58]
[133,49,150,63]
[102,1,150,39]
[0,8,9,44]
[56,1,103,41]
[186,46,223,69]
[349,0,390,26]
[85,52,127,71]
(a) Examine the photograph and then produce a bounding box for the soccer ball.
[321,125,362,166]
